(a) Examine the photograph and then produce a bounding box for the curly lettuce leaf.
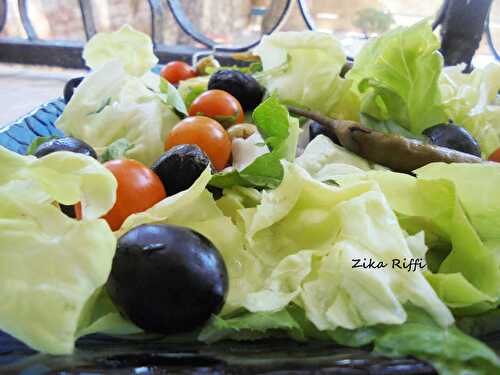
[254,31,359,120]
[439,63,500,157]
[235,161,452,330]
[347,20,448,135]
[83,25,158,77]
[358,170,500,313]
[415,162,500,240]
[0,147,117,354]
[210,96,300,189]
[295,138,500,313]
[57,61,180,166]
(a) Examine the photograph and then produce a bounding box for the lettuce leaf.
[352,170,500,313]
[59,26,184,166]
[98,138,133,163]
[236,161,452,330]
[374,306,500,375]
[177,76,209,108]
[415,162,500,240]
[0,147,117,354]
[57,61,180,166]
[254,31,359,120]
[83,25,158,77]
[295,138,500,314]
[347,20,448,135]
[439,63,500,157]
[210,96,300,189]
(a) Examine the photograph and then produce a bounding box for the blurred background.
[1,0,499,123]
[1,0,499,63]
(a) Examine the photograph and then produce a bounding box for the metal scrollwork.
[166,0,292,52]
[0,0,498,68]
[79,0,97,40]
[18,0,37,40]
[0,0,7,33]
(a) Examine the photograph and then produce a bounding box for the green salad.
[0,22,499,375]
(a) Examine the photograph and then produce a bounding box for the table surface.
[0,64,84,127]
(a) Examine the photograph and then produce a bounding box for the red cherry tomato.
[165,116,231,171]
[102,159,166,231]
[160,61,197,84]
[488,148,500,163]
[188,89,244,127]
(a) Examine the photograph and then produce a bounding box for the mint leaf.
[210,96,300,189]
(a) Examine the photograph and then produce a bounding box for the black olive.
[63,76,84,104]
[340,61,353,78]
[151,144,212,196]
[33,136,98,159]
[422,123,481,157]
[309,121,340,145]
[208,70,265,111]
[106,224,228,334]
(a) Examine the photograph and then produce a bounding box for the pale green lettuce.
[83,25,158,77]
[236,161,453,329]
[415,162,500,240]
[296,138,500,312]
[58,26,182,166]
[254,31,360,120]
[0,147,117,354]
[439,63,500,157]
[347,20,448,134]
[57,62,180,166]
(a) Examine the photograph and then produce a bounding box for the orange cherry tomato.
[188,89,244,127]
[75,202,82,220]
[160,61,197,84]
[488,148,500,163]
[165,116,231,171]
[102,159,166,231]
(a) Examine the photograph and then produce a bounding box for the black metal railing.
[0,0,498,69]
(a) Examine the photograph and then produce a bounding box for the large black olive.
[106,224,228,334]
[63,76,84,104]
[422,123,481,157]
[33,136,98,159]
[309,121,340,145]
[151,144,212,196]
[208,70,265,111]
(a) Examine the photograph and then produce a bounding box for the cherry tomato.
[188,89,244,127]
[102,160,167,231]
[160,61,197,84]
[165,116,231,171]
[75,202,82,220]
[488,148,500,163]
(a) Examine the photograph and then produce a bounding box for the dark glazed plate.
[0,99,494,375]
